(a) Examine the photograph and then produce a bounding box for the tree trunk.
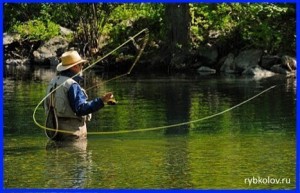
[165,3,191,53]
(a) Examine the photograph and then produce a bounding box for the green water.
[4,73,296,189]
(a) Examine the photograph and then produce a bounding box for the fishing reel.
[106,94,117,105]
[107,98,117,105]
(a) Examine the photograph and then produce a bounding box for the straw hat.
[56,51,87,72]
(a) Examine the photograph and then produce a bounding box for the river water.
[4,67,296,189]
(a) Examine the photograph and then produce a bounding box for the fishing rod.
[33,28,149,135]
[86,29,149,91]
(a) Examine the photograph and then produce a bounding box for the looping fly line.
[86,29,149,91]
[85,85,277,135]
[33,28,149,135]
[33,27,277,136]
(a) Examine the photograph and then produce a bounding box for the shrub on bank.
[11,19,60,41]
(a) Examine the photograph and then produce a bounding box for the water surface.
[4,70,296,189]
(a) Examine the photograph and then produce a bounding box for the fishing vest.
[45,75,87,121]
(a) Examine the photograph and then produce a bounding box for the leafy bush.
[11,19,60,41]
[105,4,164,40]
[189,3,295,54]
[4,3,295,55]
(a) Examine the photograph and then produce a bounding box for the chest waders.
[45,83,59,139]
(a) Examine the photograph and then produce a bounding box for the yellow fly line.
[32,28,276,136]
[83,85,277,135]
[33,28,149,135]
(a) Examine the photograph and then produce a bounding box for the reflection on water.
[4,66,296,189]
[45,140,91,188]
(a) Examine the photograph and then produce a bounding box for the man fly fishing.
[44,50,114,141]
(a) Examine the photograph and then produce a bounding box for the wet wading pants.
[53,117,87,141]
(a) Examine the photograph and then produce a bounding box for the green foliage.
[12,19,60,41]
[93,3,164,58]
[4,3,295,55]
[4,3,43,31]
[105,4,164,42]
[237,3,294,54]
[189,3,295,54]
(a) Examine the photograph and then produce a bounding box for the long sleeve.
[68,83,104,116]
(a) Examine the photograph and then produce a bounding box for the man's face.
[78,63,84,76]
[70,63,84,76]
[78,63,83,69]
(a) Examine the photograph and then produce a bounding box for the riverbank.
[4,29,296,79]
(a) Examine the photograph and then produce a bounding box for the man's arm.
[68,83,104,116]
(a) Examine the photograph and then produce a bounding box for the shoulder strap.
[49,82,57,108]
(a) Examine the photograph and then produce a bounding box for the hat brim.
[56,59,88,72]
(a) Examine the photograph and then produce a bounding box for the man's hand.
[101,92,113,103]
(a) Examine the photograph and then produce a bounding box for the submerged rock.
[261,55,281,70]
[220,53,236,74]
[5,58,29,65]
[234,49,263,72]
[197,66,216,74]
[242,65,275,78]
[270,65,291,75]
[4,58,31,77]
